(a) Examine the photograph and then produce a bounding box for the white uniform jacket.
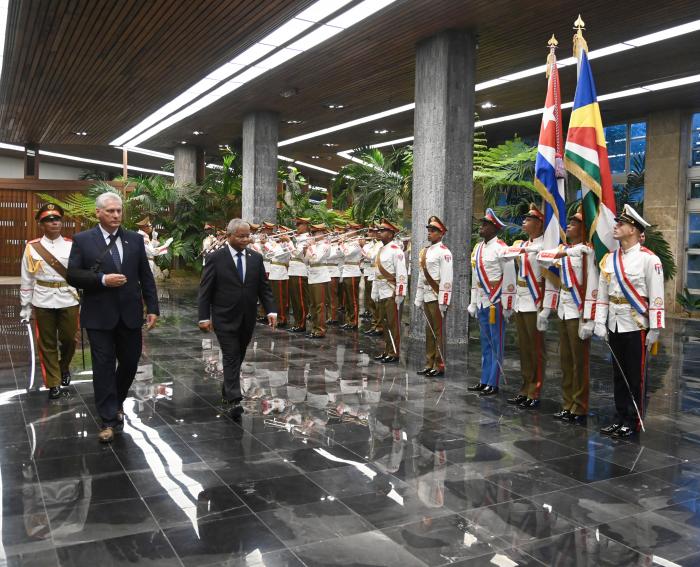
[595,243,665,332]
[502,235,544,313]
[262,240,290,281]
[362,240,381,281]
[327,243,343,279]
[340,241,363,278]
[537,243,599,321]
[287,233,309,277]
[469,237,516,310]
[371,242,408,301]
[305,240,331,284]
[415,242,453,305]
[20,236,79,309]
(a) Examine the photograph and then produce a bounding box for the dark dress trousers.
[197,246,275,402]
[67,226,159,427]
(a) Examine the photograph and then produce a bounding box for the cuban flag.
[534,46,567,280]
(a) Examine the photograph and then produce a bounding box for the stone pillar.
[174,145,197,186]
[409,30,477,349]
[242,111,279,223]
[644,109,689,313]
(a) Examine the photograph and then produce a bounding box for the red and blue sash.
[519,242,543,306]
[475,242,502,303]
[561,254,583,312]
[612,249,647,315]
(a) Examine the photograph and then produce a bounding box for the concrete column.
[174,145,197,186]
[644,109,690,313]
[242,111,279,223]
[409,30,477,350]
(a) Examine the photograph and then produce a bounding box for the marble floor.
[1,282,699,567]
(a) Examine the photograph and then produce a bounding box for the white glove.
[565,243,592,258]
[414,298,423,308]
[645,329,659,348]
[467,304,477,317]
[395,295,404,306]
[536,309,550,332]
[578,321,594,340]
[594,323,608,341]
[19,305,32,322]
[503,309,514,321]
[439,304,448,315]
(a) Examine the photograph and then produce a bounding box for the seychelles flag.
[564,50,617,263]
[534,48,567,263]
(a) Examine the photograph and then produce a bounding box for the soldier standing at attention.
[340,223,364,330]
[362,226,383,336]
[372,219,407,363]
[19,204,80,399]
[304,224,331,338]
[502,204,546,408]
[595,204,664,439]
[537,206,598,423]
[286,217,311,333]
[414,216,453,377]
[467,209,516,395]
[263,225,291,328]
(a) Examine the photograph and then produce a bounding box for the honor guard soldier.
[595,204,664,438]
[263,225,291,327]
[287,217,311,333]
[340,223,364,330]
[537,206,598,423]
[414,216,453,377]
[372,219,407,363]
[362,226,383,335]
[502,203,547,408]
[304,224,331,338]
[467,209,516,394]
[202,223,217,265]
[326,226,344,325]
[19,204,80,399]
[249,223,267,322]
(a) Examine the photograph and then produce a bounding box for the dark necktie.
[109,234,122,271]
[236,251,244,282]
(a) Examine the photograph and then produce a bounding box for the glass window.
[629,121,647,161]
[687,270,700,292]
[604,124,627,174]
[687,254,700,273]
[692,181,700,200]
[692,113,700,167]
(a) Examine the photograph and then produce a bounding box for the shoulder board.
[439,243,448,249]
[497,239,506,246]
[599,252,610,271]
[640,246,654,255]
[29,238,41,243]
[390,244,398,249]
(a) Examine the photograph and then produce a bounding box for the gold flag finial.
[546,34,558,78]
[572,14,588,60]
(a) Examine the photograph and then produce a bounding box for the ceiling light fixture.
[294,160,338,175]
[119,146,174,159]
[324,103,346,110]
[281,18,700,147]
[180,140,187,144]
[73,131,88,136]
[373,129,390,134]
[279,87,299,98]
[0,0,9,81]
[285,120,304,125]
[321,143,339,147]
[192,130,203,135]
[310,155,320,159]
[38,149,175,177]
[480,102,496,109]
[0,142,24,152]
[111,0,399,147]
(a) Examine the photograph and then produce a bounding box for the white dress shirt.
[98,224,123,261]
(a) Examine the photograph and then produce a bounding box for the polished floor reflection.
[1,283,699,566]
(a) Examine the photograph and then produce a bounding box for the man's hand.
[503,309,514,321]
[414,298,423,308]
[104,274,127,287]
[645,328,659,348]
[395,295,404,306]
[199,320,212,332]
[594,323,608,341]
[578,321,595,340]
[145,314,158,331]
[536,309,551,332]
[439,304,448,315]
[19,305,32,322]
[467,304,477,317]
[267,313,278,329]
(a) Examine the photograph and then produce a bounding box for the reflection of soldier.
[361,227,383,335]
[20,203,80,399]
[286,217,311,332]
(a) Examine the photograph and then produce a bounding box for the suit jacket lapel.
[225,247,243,285]
[120,229,129,267]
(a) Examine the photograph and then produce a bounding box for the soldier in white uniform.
[201,223,217,266]
[340,223,364,330]
[19,204,80,399]
[537,206,598,423]
[414,216,453,377]
[371,219,408,363]
[595,204,665,438]
[467,209,516,395]
[502,204,547,408]
[326,228,344,325]
[263,225,291,327]
[304,224,331,338]
[287,217,311,333]
[361,227,383,336]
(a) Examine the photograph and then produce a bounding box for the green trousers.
[34,305,79,387]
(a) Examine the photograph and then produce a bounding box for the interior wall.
[0,155,85,180]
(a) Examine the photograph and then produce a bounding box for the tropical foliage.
[278,167,351,227]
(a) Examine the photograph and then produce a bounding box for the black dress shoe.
[507,394,527,405]
[480,386,499,396]
[61,371,71,387]
[519,398,540,409]
[416,368,432,375]
[467,383,486,392]
[566,414,587,425]
[374,353,386,361]
[48,386,63,400]
[368,330,383,336]
[425,369,438,377]
[600,423,623,436]
[433,369,445,376]
[611,425,636,438]
[553,409,571,420]
[288,326,306,333]
[381,355,399,363]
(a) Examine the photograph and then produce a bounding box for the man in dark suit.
[67,192,159,443]
[198,218,276,414]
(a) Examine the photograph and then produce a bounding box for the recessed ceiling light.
[285,119,304,125]
[311,155,320,159]
[321,143,339,147]
[373,129,390,134]
[480,102,496,109]
[324,103,346,110]
[193,130,204,135]
[180,140,187,144]
[279,87,299,98]
[73,131,88,136]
